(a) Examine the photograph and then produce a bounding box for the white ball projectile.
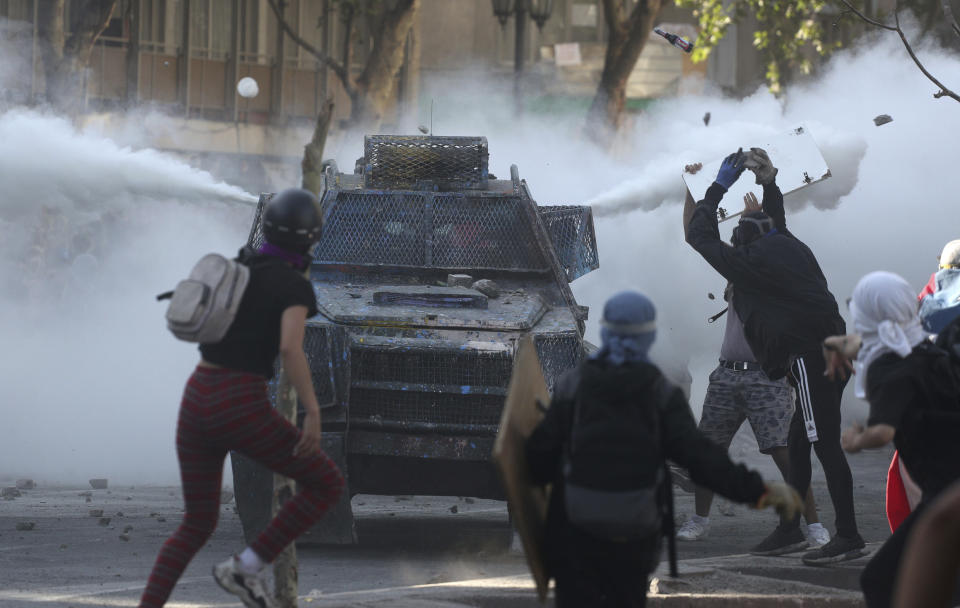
[237,77,259,99]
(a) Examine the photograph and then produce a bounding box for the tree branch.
[266,0,351,92]
[943,0,960,40]
[837,0,959,103]
[341,2,355,90]
[835,0,897,30]
[63,0,117,61]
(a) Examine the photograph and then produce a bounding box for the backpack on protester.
[562,375,673,544]
[156,253,250,343]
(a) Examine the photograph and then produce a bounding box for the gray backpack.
[157,253,250,343]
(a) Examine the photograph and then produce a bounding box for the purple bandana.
[258,242,310,269]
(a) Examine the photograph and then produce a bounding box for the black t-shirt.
[866,341,960,497]
[199,253,318,378]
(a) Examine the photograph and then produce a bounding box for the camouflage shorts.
[697,365,794,453]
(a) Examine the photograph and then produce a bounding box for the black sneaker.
[801,534,866,565]
[750,524,809,556]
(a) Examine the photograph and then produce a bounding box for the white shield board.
[682,125,831,218]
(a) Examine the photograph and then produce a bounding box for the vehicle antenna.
[430,99,434,135]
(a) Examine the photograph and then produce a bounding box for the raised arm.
[686,184,767,286]
[747,148,790,235]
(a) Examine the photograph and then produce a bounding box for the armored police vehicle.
[233,135,599,543]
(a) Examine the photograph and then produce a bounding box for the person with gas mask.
[685,149,864,565]
[676,164,828,551]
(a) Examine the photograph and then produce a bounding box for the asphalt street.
[0,444,894,607]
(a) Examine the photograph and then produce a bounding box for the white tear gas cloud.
[0,110,255,220]
[402,31,960,424]
[0,112,256,485]
[1,32,958,484]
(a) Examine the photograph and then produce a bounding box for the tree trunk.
[272,370,299,608]
[301,99,336,194]
[36,0,67,103]
[349,0,420,131]
[585,0,665,147]
[36,0,117,112]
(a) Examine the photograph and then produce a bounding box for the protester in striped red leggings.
[140,189,343,608]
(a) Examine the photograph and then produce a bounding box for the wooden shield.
[493,336,552,602]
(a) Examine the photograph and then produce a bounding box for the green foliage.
[677,0,842,94]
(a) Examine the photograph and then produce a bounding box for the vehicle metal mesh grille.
[350,389,505,428]
[267,325,335,407]
[313,191,428,266]
[432,196,547,270]
[298,191,548,271]
[247,195,269,250]
[537,205,599,282]
[535,333,585,392]
[351,347,513,388]
[303,325,335,405]
[364,135,489,190]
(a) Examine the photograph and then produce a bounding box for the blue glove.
[715,149,746,190]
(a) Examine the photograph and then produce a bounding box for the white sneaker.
[676,517,709,541]
[213,555,276,608]
[806,523,831,548]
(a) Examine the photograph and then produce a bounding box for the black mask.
[731,213,774,247]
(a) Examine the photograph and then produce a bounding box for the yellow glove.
[756,481,804,521]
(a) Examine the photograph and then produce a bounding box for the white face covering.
[850,271,930,399]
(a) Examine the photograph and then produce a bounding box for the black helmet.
[262,188,323,251]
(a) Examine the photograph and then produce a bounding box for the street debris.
[115,511,124,517]
[98,517,112,526]
[220,489,235,504]
[89,478,108,490]
[472,279,500,299]
[449,505,459,514]
[156,517,167,522]
[89,509,104,517]
[873,114,893,126]
[708,292,716,300]
[123,525,134,533]
[15,522,35,531]
[15,479,35,490]
[703,112,711,126]
[447,273,473,288]
[119,534,130,542]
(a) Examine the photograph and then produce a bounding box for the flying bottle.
[654,27,694,53]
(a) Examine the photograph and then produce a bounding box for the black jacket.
[686,181,845,379]
[525,359,766,553]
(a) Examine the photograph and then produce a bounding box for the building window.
[191,0,233,58]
